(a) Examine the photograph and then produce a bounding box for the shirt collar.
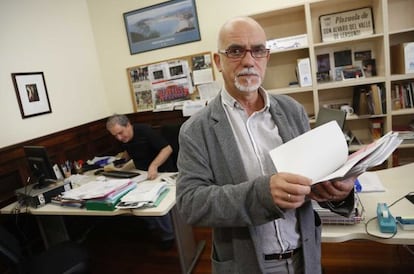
[221,86,270,111]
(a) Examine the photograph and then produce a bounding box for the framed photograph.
[123,0,201,55]
[354,50,372,61]
[334,50,352,67]
[341,66,365,80]
[11,72,52,119]
[362,59,377,77]
[317,53,331,73]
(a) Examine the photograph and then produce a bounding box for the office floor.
[80,217,414,274]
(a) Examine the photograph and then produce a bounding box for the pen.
[354,179,362,193]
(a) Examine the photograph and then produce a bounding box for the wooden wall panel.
[0,110,187,208]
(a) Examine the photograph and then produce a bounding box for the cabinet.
[251,0,414,167]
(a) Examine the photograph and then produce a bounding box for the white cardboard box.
[390,42,414,74]
[266,34,308,53]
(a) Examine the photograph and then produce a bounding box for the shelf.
[313,34,384,49]
[391,108,414,116]
[251,0,414,166]
[390,73,414,81]
[316,76,386,90]
[269,46,309,55]
[267,86,313,95]
[389,27,414,36]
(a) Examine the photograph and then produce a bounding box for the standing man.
[106,114,176,249]
[176,17,355,273]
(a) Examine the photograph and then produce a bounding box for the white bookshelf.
[251,0,414,167]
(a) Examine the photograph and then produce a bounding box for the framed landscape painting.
[123,0,201,55]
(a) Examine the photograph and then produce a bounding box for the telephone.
[376,203,397,233]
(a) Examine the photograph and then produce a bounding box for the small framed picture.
[341,66,365,80]
[334,50,352,67]
[11,72,52,119]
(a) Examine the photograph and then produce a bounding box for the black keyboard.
[100,170,141,178]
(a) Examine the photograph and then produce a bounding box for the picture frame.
[341,66,365,80]
[123,0,201,55]
[11,72,52,119]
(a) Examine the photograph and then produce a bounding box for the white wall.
[87,0,306,114]
[0,0,306,148]
[0,0,109,147]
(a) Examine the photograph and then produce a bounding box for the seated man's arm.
[147,145,173,180]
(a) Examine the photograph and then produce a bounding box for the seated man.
[106,114,176,249]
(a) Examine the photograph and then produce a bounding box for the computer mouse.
[94,169,104,175]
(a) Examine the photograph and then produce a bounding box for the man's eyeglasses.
[218,46,270,59]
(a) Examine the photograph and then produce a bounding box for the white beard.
[234,68,262,93]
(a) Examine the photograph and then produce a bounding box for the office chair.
[160,123,182,171]
[0,224,90,274]
[315,107,346,129]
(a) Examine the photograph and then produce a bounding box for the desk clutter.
[313,194,365,225]
[47,172,178,211]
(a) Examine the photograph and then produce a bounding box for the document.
[61,178,133,200]
[116,181,168,209]
[269,121,402,184]
[357,172,386,192]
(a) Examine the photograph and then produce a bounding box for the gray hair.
[106,114,130,130]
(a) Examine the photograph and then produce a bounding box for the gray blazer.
[176,92,353,274]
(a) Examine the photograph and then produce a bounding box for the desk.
[322,162,414,245]
[1,172,205,274]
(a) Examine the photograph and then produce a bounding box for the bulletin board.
[126,51,215,112]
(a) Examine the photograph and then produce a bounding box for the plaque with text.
[319,7,374,42]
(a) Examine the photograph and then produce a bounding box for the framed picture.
[11,72,52,119]
[123,0,201,55]
[341,66,365,80]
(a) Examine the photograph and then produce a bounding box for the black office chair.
[315,107,346,129]
[0,224,90,274]
[160,123,182,171]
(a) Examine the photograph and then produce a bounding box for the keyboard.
[100,170,142,178]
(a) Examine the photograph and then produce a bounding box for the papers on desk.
[61,179,133,200]
[116,181,168,209]
[270,121,403,184]
[357,172,386,192]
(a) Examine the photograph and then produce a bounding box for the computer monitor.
[24,146,58,189]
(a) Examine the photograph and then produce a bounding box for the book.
[370,118,383,140]
[352,86,370,115]
[370,84,383,115]
[269,121,402,184]
[390,43,414,74]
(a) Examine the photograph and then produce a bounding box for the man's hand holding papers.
[270,121,402,184]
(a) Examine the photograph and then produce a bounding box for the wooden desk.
[322,163,414,245]
[1,172,204,274]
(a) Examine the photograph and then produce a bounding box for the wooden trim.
[0,111,187,208]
